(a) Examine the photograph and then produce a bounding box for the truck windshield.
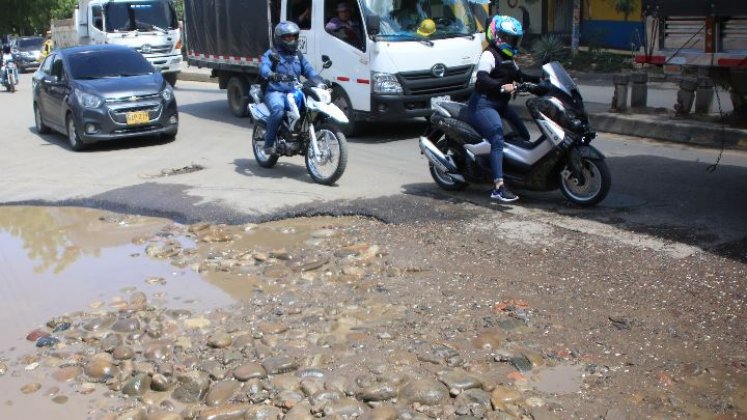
[105,1,178,32]
[361,0,477,40]
[16,37,44,51]
[68,49,154,80]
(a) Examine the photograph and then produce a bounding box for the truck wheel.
[163,73,178,87]
[227,77,249,118]
[332,86,357,137]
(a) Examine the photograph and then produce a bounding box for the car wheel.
[66,114,86,151]
[227,76,249,117]
[163,73,178,87]
[34,103,50,134]
[332,86,357,137]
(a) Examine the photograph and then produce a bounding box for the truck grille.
[134,44,173,54]
[398,65,473,96]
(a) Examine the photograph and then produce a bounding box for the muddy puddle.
[0,205,744,419]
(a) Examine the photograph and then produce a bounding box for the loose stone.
[399,379,449,406]
[207,332,232,349]
[205,380,241,406]
[262,356,299,375]
[122,373,152,396]
[36,336,59,348]
[172,371,210,403]
[244,405,283,420]
[112,318,141,333]
[21,383,42,394]
[52,366,82,382]
[113,345,135,360]
[357,382,398,401]
[51,395,68,404]
[151,374,173,392]
[233,363,267,381]
[26,329,50,342]
[84,360,119,383]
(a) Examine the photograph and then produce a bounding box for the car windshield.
[361,0,477,39]
[68,50,154,80]
[16,37,44,51]
[105,0,178,32]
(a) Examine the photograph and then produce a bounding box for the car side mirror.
[321,55,332,69]
[45,75,60,85]
[366,15,381,36]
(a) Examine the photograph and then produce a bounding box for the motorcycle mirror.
[321,55,332,69]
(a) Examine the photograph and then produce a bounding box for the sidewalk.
[176,64,747,150]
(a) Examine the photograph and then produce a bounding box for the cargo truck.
[184,0,484,134]
[51,0,183,86]
[635,0,747,117]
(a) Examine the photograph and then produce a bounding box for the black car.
[11,36,44,72]
[32,44,178,150]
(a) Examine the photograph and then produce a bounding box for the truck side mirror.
[366,15,380,36]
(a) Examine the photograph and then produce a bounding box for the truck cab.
[279,0,483,131]
[69,0,183,85]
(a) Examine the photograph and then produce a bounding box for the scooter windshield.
[542,61,577,97]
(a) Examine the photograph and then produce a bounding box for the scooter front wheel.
[251,121,279,168]
[559,157,611,207]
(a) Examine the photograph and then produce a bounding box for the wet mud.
[0,205,745,419]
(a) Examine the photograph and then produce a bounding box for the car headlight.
[161,85,173,102]
[372,72,403,94]
[76,91,103,109]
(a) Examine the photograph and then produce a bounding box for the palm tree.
[609,0,636,21]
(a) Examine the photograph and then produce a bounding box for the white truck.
[184,0,484,134]
[51,0,183,86]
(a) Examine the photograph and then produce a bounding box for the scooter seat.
[438,101,470,122]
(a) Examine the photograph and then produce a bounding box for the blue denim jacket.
[260,49,319,93]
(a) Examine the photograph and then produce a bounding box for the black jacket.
[474,46,539,105]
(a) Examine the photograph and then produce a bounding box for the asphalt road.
[2,80,746,259]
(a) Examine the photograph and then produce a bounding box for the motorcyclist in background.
[1,44,17,85]
[467,15,542,203]
[259,21,324,156]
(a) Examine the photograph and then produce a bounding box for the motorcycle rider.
[1,44,16,85]
[260,21,323,156]
[468,15,540,203]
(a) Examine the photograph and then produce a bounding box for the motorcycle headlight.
[76,91,103,109]
[372,72,403,94]
[161,85,173,102]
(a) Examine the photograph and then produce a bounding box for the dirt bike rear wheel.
[251,121,278,168]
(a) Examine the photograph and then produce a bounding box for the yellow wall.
[587,0,642,21]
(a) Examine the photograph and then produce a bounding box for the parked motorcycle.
[248,60,349,185]
[419,61,611,207]
[1,53,18,92]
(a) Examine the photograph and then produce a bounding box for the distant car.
[32,44,178,151]
[11,36,44,72]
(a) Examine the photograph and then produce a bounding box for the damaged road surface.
[0,205,744,419]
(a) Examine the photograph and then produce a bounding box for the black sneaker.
[490,186,519,203]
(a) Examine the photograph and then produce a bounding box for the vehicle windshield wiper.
[147,24,169,34]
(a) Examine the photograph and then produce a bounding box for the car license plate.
[430,95,450,109]
[126,111,149,125]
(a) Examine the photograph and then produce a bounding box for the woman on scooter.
[468,15,540,203]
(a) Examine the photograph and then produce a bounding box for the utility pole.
[571,0,581,55]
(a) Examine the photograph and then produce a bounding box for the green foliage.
[531,35,568,64]
[608,0,636,21]
[0,0,78,37]
[562,50,633,73]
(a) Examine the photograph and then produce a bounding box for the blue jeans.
[468,93,505,183]
[501,105,530,141]
[263,91,285,147]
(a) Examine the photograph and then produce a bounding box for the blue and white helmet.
[273,21,301,53]
[487,15,523,57]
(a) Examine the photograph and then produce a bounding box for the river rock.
[144,342,172,361]
[26,329,50,342]
[258,322,288,335]
[51,395,69,404]
[84,359,119,383]
[116,407,146,420]
[145,411,182,420]
[36,336,60,348]
[205,380,241,406]
[184,317,211,329]
[275,390,305,409]
[207,333,232,349]
[113,345,135,360]
[83,316,116,332]
[300,377,325,396]
[245,405,283,420]
[123,373,152,397]
[438,370,483,395]
[323,397,366,417]
[197,404,251,420]
[490,385,522,411]
[52,366,82,382]
[21,383,42,394]
[399,379,449,406]
[172,371,210,403]
[112,318,141,333]
[262,356,298,374]
[364,406,399,420]
[101,334,123,352]
[151,373,173,392]
[357,382,398,401]
[284,401,314,420]
[233,363,266,381]
[454,389,492,417]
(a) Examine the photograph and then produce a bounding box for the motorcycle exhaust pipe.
[419,136,463,180]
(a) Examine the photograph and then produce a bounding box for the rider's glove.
[267,72,280,82]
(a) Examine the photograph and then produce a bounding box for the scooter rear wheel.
[429,146,467,191]
[559,157,611,207]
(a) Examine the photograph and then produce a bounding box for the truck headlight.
[470,69,477,86]
[372,72,403,94]
[76,91,103,109]
[161,85,173,101]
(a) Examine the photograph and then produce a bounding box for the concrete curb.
[178,70,215,84]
